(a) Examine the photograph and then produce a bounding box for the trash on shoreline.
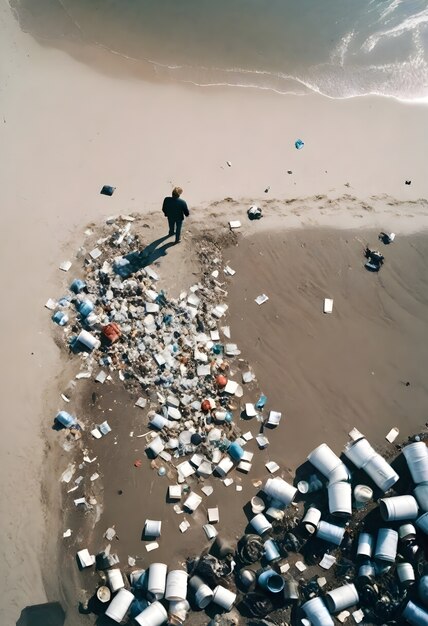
[100,185,116,196]
[247,205,262,220]
[323,298,334,314]
[229,220,241,229]
[295,138,305,150]
[255,293,269,305]
[59,261,72,272]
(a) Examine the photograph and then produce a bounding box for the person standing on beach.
[162,186,189,244]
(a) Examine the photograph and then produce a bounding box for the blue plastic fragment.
[295,139,305,150]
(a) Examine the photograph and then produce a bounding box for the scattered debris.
[255,293,269,305]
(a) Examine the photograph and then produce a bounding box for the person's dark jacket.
[162,196,189,221]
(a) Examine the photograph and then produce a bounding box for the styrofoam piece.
[147,436,164,457]
[135,601,168,626]
[403,442,428,484]
[237,460,252,473]
[267,410,281,426]
[105,589,134,623]
[176,460,195,478]
[179,520,190,533]
[323,298,334,314]
[144,519,162,538]
[374,528,398,562]
[256,435,269,449]
[229,220,241,229]
[379,495,418,521]
[59,260,72,272]
[255,294,269,305]
[147,563,168,600]
[386,427,399,443]
[265,461,280,474]
[99,421,111,435]
[241,451,254,462]
[183,492,202,512]
[326,584,359,613]
[203,524,218,539]
[319,554,337,570]
[197,461,213,477]
[207,507,220,523]
[145,542,159,552]
[77,549,95,568]
[215,457,234,477]
[245,403,257,417]
[224,380,239,394]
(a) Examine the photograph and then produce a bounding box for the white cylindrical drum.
[363,454,399,491]
[77,330,100,351]
[399,524,417,541]
[144,519,162,538]
[328,463,350,485]
[358,563,375,582]
[135,601,168,626]
[165,570,188,601]
[168,600,189,623]
[316,521,345,546]
[195,583,214,609]
[403,442,428,484]
[326,583,359,613]
[264,539,280,562]
[379,495,419,521]
[302,597,334,626]
[397,563,415,586]
[263,477,297,506]
[215,457,234,477]
[344,438,376,468]
[328,481,352,517]
[416,512,428,535]
[148,563,168,600]
[150,414,168,430]
[307,443,342,478]
[105,588,134,623]
[147,436,164,457]
[302,507,322,534]
[107,568,124,593]
[212,585,236,610]
[354,484,373,506]
[375,528,398,562]
[415,484,428,512]
[357,532,374,558]
[250,513,272,535]
[402,600,428,626]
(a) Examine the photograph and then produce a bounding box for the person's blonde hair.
[172,186,183,198]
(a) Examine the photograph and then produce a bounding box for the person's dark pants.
[168,217,183,242]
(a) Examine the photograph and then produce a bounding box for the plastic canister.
[415,484,428,512]
[354,484,373,506]
[316,521,345,546]
[326,583,359,613]
[283,578,300,601]
[250,513,272,535]
[344,438,376,468]
[328,481,352,517]
[358,563,375,583]
[375,528,398,562]
[135,601,168,626]
[264,539,280,562]
[105,588,135,623]
[212,585,236,610]
[165,570,188,601]
[363,454,399,491]
[258,569,284,593]
[397,563,415,587]
[215,457,234,477]
[78,299,94,317]
[379,495,419,521]
[70,279,86,293]
[150,414,168,430]
[107,568,124,593]
[357,532,374,558]
[307,443,343,478]
[228,441,244,461]
[403,442,428,484]
[144,520,162,538]
[56,411,76,428]
[417,512,428,535]
[402,600,428,626]
[399,524,417,541]
[328,463,350,485]
[263,477,297,506]
[77,329,100,350]
[302,597,334,626]
[191,578,214,609]
[251,496,265,514]
[147,563,168,600]
[147,436,164,457]
[302,507,322,534]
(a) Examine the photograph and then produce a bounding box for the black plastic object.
[100,185,116,196]
[237,534,264,564]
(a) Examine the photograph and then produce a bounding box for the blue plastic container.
[70,279,86,294]
[264,539,280,562]
[228,441,244,461]
[258,569,284,593]
[78,300,94,317]
[52,311,68,326]
[56,411,76,428]
[295,139,305,150]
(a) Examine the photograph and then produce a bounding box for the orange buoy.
[216,374,228,388]
[201,399,212,412]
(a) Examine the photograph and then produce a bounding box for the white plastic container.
[328,463,350,485]
[263,477,297,506]
[107,568,124,593]
[250,513,272,535]
[307,443,343,478]
[344,437,376,468]
[354,484,373,506]
[302,597,334,626]
[148,563,168,600]
[379,495,419,521]
[264,539,280,562]
[403,442,428,484]
[302,507,322,534]
[363,454,399,492]
[399,524,417,541]
[135,601,168,626]
[416,512,428,534]
[402,600,428,626]
[195,584,214,608]
[326,583,359,613]
[316,521,345,546]
[215,457,234,477]
[357,532,374,558]
[375,528,398,562]
[77,330,100,351]
[212,585,236,610]
[168,600,189,623]
[150,414,168,430]
[165,570,188,601]
[183,492,202,512]
[397,563,415,586]
[147,436,164,457]
[144,519,162,538]
[328,481,352,517]
[415,484,428,511]
[105,588,134,623]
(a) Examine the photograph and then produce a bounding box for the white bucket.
[144,519,162,538]
[416,512,428,535]
[250,513,272,535]
[397,563,415,586]
[302,597,334,626]
[251,496,265,514]
[379,495,419,521]
[263,477,297,506]
[363,454,399,492]
[328,463,350,485]
[344,438,376,469]
[415,484,428,512]
[316,521,345,546]
[403,442,428,484]
[105,588,134,623]
[326,583,359,613]
[165,570,188,601]
[212,585,236,610]
[135,601,168,626]
[375,528,398,562]
[354,484,373,506]
[215,457,234,477]
[307,443,342,478]
[147,436,164,457]
[150,414,168,430]
[148,563,168,600]
[195,583,214,609]
[302,507,322,534]
[77,330,100,351]
[399,524,417,541]
[357,532,374,558]
[328,481,352,517]
[107,568,124,593]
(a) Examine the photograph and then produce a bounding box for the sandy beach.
[2,0,428,624]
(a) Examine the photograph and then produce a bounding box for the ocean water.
[11,0,428,101]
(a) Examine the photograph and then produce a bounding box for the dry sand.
[1,0,428,623]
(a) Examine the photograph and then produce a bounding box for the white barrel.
[135,601,168,626]
[307,443,342,478]
[379,495,419,521]
[358,563,375,582]
[195,583,214,609]
[403,442,428,484]
[328,481,352,517]
[144,519,162,538]
[363,454,399,491]
[375,528,398,562]
[415,484,428,512]
[215,457,234,477]
[165,570,188,601]
[263,477,297,506]
[354,484,373,506]
[399,524,417,541]
[397,563,415,586]
[302,597,334,626]
[105,588,134,623]
[302,507,322,534]
[326,583,359,613]
[250,513,272,535]
[77,329,100,351]
[148,563,168,600]
[357,532,374,558]
[264,539,280,561]
[168,600,189,623]
[147,436,164,457]
[344,438,376,469]
[328,463,350,485]
[107,568,124,593]
[416,512,428,534]
[403,601,428,626]
[212,585,236,610]
[316,521,345,546]
[150,414,168,430]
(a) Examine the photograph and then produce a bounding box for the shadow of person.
[16,602,65,626]
[114,235,176,277]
